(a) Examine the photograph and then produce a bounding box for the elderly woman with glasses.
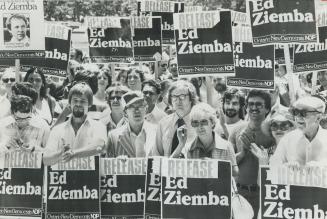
[178,102,239,176]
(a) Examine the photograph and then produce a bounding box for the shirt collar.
[189,131,228,152]
[65,115,91,129]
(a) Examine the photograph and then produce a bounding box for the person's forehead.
[2,71,15,78]
[225,96,240,103]
[248,96,265,102]
[29,72,41,78]
[110,90,123,97]
[171,86,188,95]
[129,100,145,107]
[11,17,26,24]
[143,84,156,91]
[192,112,210,120]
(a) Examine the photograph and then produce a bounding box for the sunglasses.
[191,119,210,127]
[247,101,265,109]
[270,122,291,131]
[161,64,168,67]
[14,116,32,122]
[291,108,320,118]
[127,104,146,110]
[109,96,122,101]
[2,78,15,83]
[28,78,42,83]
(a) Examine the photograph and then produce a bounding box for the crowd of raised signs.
[1,0,327,217]
[0,46,327,217]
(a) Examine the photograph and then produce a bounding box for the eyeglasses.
[28,78,42,83]
[270,122,291,131]
[2,78,15,83]
[109,96,122,101]
[143,91,155,96]
[291,108,320,118]
[14,115,32,122]
[247,101,265,109]
[191,119,209,127]
[171,94,188,102]
[161,64,168,68]
[128,75,140,80]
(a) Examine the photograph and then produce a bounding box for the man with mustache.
[216,88,246,138]
[43,83,107,165]
[229,90,274,218]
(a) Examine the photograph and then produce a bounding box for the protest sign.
[137,0,184,44]
[46,156,100,219]
[132,16,162,62]
[144,157,161,219]
[86,16,134,63]
[247,0,318,46]
[260,166,327,219]
[275,44,293,64]
[228,42,275,90]
[20,22,71,78]
[174,10,235,77]
[100,158,147,219]
[293,10,327,73]
[184,5,202,12]
[0,151,43,219]
[0,0,45,58]
[161,158,231,219]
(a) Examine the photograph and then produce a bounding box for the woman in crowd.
[0,68,17,119]
[175,102,239,176]
[93,67,111,110]
[116,68,128,86]
[23,68,56,125]
[250,111,296,163]
[126,68,144,91]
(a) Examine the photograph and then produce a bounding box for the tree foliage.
[44,0,245,22]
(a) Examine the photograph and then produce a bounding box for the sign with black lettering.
[137,0,184,44]
[227,42,275,90]
[20,22,71,78]
[275,44,293,64]
[0,0,45,58]
[161,159,231,219]
[144,157,161,219]
[0,151,43,218]
[293,26,327,73]
[132,16,162,62]
[100,158,147,219]
[248,0,318,46]
[260,166,327,219]
[46,156,100,219]
[86,16,133,63]
[174,10,235,77]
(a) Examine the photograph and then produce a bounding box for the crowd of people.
[1,48,327,218]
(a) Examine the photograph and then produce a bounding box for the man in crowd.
[6,14,30,45]
[270,96,327,166]
[215,88,246,138]
[229,90,274,218]
[168,57,178,79]
[211,76,227,108]
[43,83,107,165]
[107,91,156,157]
[0,95,50,152]
[153,80,197,157]
[142,79,166,124]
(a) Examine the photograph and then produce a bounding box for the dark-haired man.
[142,79,166,124]
[44,83,107,165]
[229,90,274,218]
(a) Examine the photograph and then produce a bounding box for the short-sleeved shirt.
[0,115,50,151]
[270,127,327,166]
[186,132,237,167]
[46,116,107,153]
